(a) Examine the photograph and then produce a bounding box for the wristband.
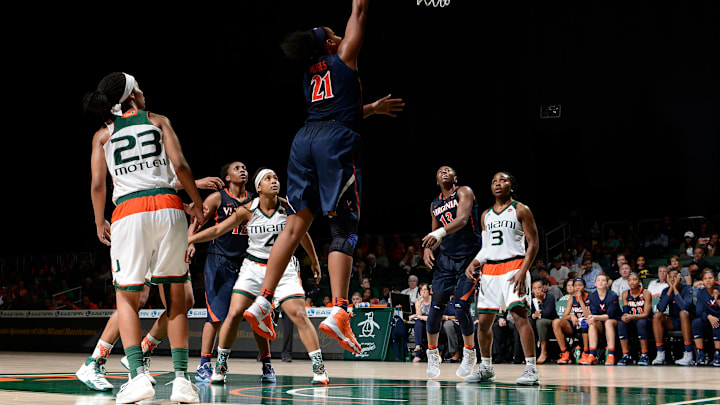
[429,227,447,242]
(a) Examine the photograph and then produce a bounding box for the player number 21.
[311,72,335,102]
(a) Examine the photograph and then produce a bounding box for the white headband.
[110,73,136,116]
[254,169,275,191]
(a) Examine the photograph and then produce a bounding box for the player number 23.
[310,72,335,102]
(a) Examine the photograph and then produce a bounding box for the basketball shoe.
[319,306,362,355]
[244,296,276,340]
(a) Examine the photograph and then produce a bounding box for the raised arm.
[338,0,369,70]
[189,205,251,245]
[363,94,404,118]
[90,127,111,246]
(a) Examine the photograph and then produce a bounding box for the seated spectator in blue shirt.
[691,269,720,366]
[529,278,557,364]
[652,268,696,366]
[578,258,603,294]
[584,273,620,365]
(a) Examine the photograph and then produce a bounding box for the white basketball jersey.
[104,109,177,205]
[245,198,287,260]
[483,201,526,261]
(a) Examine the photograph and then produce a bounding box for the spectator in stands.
[530,258,546,280]
[578,258,602,294]
[560,278,575,301]
[584,274,620,365]
[648,266,669,298]
[592,245,612,272]
[617,273,652,366]
[378,287,391,306]
[322,296,332,307]
[651,268,695,366]
[696,223,712,251]
[441,295,462,363]
[635,255,651,279]
[668,255,685,277]
[684,248,710,285]
[707,232,719,257]
[644,223,669,250]
[679,231,696,257]
[401,275,420,305]
[409,283,431,362]
[691,269,720,366]
[80,294,99,310]
[305,297,313,307]
[573,240,590,267]
[603,228,623,256]
[358,277,380,299]
[549,258,571,287]
[398,246,421,274]
[537,267,557,286]
[530,279,558,364]
[553,278,591,364]
[491,311,523,364]
[374,245,391,269]
[362,288,379,305]
[560,250,575,270]
[350,292,363,308]
[390,234,406,263]
[611,263,632,297]
[356,260,368,282]
[607,253,628,280]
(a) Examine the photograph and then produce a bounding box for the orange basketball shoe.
[319,306,362,355]
[244,296,276,340]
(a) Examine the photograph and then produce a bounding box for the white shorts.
[232,255,305,308]
[110,197,189,291]
[476,258,531,314]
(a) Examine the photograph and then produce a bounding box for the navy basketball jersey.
[431,187,482,257]
[625,288,648,315]
[207,189,252,259]
[570,293,591,318]
[304,53,362,128]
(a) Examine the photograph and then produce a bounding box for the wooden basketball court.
[1,351,718,404]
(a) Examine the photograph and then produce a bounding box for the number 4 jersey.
[104,109,177,205]
[431,187,482,258]
[483,201,526,261]
[245,198,287,261]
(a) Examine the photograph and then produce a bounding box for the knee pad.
[453,299,474,337]
[328,216,358,256]
[426,302,447,335]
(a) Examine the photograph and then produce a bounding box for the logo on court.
[357,311,380,338]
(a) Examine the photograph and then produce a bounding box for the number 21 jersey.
[483,201,526,261]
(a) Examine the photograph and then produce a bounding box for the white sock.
[308,349,323,364]
[91,339,113,359]
[217,347,232,363]
[146,333,161,345]
[525,357,537,369]
[481,357,492,367]
[175,371,186,379]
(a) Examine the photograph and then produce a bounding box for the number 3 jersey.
[104,109,177,205]
[483,201,526,261]
[431,187,482,258]
[245,198,287,260]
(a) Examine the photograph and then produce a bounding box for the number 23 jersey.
[483,201,526,261]
[245,198,287,260]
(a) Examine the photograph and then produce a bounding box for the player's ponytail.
[281,28,325,62]
[84,72,126,112]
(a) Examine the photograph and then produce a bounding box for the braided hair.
[497,171,519,199]
[82,72,128,116]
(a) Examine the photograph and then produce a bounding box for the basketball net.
[417,0,450,7]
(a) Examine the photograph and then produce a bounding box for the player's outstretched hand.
[311,262,322,284]
[423,247,435,269]
[196,176,225,190]
[465,259,481,281]
[190,205,205,232]
[96,220,111,246]
[422,233,441,251]
[372,94,404,117]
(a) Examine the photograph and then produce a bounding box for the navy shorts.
[286,121,362,221]
[203,253,241,323]
[430,254,478,304]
